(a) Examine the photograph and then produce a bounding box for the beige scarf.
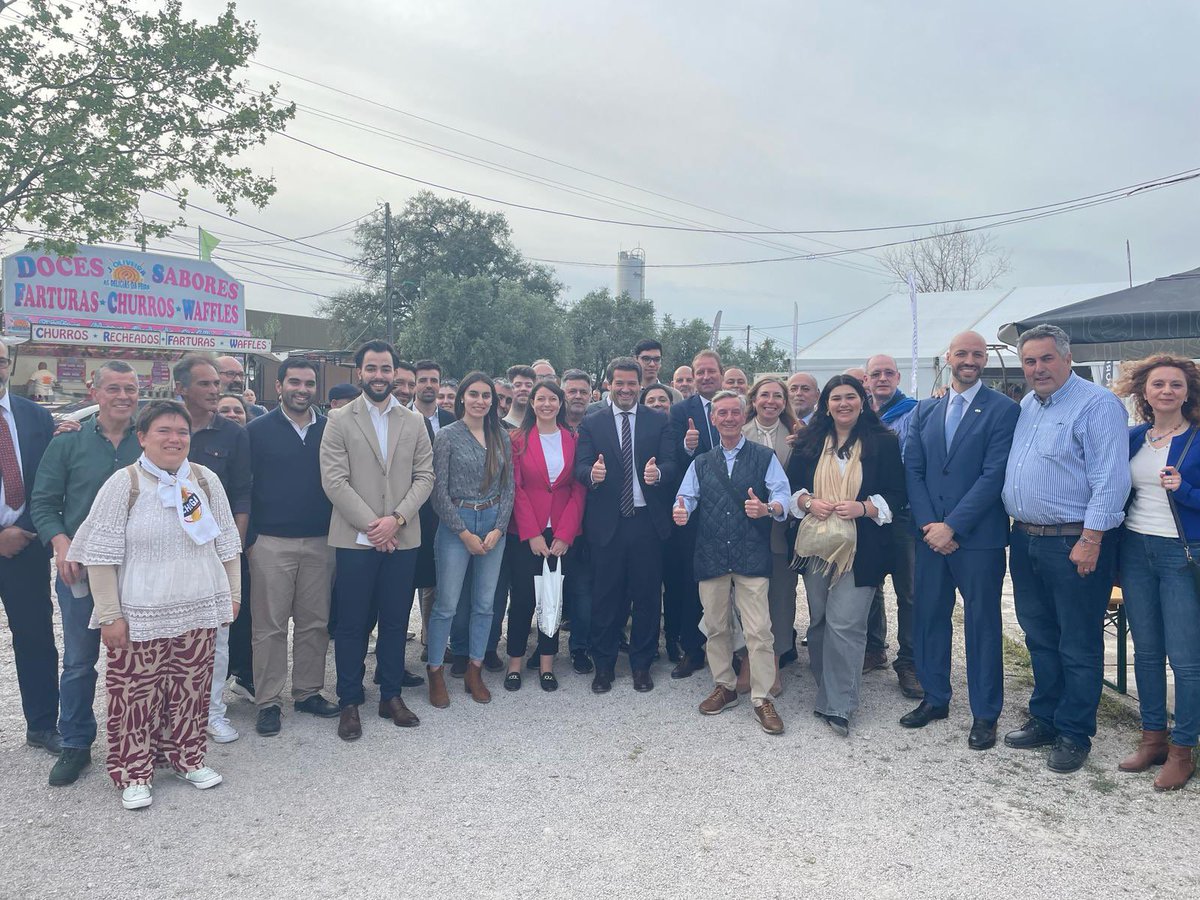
[794,435,862,583]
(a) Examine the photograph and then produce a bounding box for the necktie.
[0,407,24,511]
[945,393,966,452]
[619,412,635,518]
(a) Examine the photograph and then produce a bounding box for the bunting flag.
[198,227,221,261]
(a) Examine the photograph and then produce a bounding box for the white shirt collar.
[0,391,12,415]
[611,402,637,419]
[368,395,401,418]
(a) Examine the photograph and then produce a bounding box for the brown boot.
[464,662,492,704]
[1118,729,1169,772]
[427,665,449,709]
[1154,743,1196,791]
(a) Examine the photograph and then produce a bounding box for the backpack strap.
[124,464,141,514]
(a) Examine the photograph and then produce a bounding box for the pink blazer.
[511,426,586,544]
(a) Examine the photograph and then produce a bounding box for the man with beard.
[863,353,922,699]
[215,355,267,419]
[503,366,536,429]
[902,332,1018,751]
[320,341,433,740]
[672,365,695,400]
[175,354,252,744]
[787,372,820,424]
[411,360,455,661]
[392,360,417,407]
[493,379,514,419]
[246,359,340,736]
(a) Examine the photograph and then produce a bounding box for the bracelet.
[1079,535,1101,546]
[860,501,867,518]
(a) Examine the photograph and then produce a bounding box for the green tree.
[716,336,790,376]
[657,314,714,375]
[319,191,562,346]
[397,274,567,378]
[565,288,656,380]
[0,0,293,250]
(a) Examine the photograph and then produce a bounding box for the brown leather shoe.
[427,665,449,709]
[378,696,420,727]
[1119,729,1169,772]
[699,685,739,715]
[895,665,924,699]
[754,699,785,735]
[464,662,492,704]
[862,648,888,672]
[337,705,361,741]
[1154,743,1196,791]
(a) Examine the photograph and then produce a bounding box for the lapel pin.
[974,408,982,413]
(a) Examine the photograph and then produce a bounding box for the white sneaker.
[176,766,223,790]
[206,718,239,743]
[121,784,152,810]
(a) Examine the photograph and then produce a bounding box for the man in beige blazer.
[321,340,434,741]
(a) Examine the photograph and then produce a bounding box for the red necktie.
[0,407,25,511]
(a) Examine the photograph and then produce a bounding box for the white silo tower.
[616,248,645,301]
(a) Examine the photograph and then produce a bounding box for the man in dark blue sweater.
[246,359,338,737]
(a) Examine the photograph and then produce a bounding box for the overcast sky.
[132,1,1200,347]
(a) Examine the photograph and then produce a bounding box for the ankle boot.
[427,665,449,709]
[1118,729,1169,772]
[1154,743,1196,791]
[464,662,492,704]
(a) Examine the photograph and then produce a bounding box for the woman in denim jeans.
[426,372,513,707]
[1116,355,1200,791]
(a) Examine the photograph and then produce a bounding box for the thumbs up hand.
[672,495,689,526]
[786,420,801,447]
[643,456,659,485]
[684,417,700,452]
[591,453,607,485]
[744,487,769,519]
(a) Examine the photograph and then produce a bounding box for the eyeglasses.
[0,359,10,368]
[218,369,244,378]
[638,355,662,364]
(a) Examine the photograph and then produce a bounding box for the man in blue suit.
[664,349,724,678]
[901,331,1019,750]
[0,341,59,756]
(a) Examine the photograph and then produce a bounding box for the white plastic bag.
[534,557,565,637]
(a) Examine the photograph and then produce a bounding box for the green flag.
[198,227,221,261]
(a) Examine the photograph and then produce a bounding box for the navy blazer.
[666,394,719,487]
[574,404,675,545]
[904,385,1019,550]
[1128,423,1200,541]
[9,394,55,534]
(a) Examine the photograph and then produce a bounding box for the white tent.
[793,281,1128,396]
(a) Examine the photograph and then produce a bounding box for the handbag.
[534,557,565,637]
[1164,427,1200,595]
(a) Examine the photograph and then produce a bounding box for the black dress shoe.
[256,705,282,736]
[899,700,949,729]
[591,670,614,694]
[48,748,90,786]
[968,718,997,751]
[539,672,559,692]
[671,653,705,680]
[482,650,505,672]
[665,640,682,663]
[1047,736,1089,773]
[26,728,62,756]
[1004,717,1057,749]
[401,669,425,688]
[294,695,340,718]
[571,650,594,674]
[632,669,654,693]
[778,647,798,668]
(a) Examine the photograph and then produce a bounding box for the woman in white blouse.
[68,400,241,811]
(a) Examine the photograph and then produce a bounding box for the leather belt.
[1014,521,1085,537]
[455,497,499,510]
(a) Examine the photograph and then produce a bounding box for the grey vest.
[693,442,774,581]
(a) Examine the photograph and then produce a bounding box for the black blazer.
[574,404,676,545]
[9,395,55,534]
[414,408,457,587]
[786,429,907,587]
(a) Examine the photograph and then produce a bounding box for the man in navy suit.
[902,331,1019,750]
[0,341,59,755]
[575,357,676,694]
[664,349,724,677]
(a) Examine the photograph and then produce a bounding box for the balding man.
[215,356,267,419]
[723,368,749,396]
[787,373,819,424]
[864,353,921,698]
[843,367,866,382]
[902,332,1018,750]
[672,366,695,400]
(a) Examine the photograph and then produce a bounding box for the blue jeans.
[1119,530,1200,746]
[429,506,507,665]
[449,540,510,657]
[56,576,100,749]
[1010,530,1117,750]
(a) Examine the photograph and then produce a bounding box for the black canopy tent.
[998,267,1200,362]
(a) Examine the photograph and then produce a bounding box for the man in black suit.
[575,357,675,694]
[0,341,59,755]
[664,348,724,677]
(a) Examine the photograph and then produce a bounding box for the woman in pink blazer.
[505,381,587,692]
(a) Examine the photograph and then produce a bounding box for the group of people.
[2,325,1197,812]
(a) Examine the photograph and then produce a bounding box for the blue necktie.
[945,393,966,452]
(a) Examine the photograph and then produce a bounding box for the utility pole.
[384,202,394,344]
[746,325,751,354]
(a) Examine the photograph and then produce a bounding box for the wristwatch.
[803,497,813,512]
[393,513,406,527]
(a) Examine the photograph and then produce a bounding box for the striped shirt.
[1002,373,1130,531]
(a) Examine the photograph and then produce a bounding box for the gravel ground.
[1,579,1197,900]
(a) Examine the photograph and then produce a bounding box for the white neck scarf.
[137,453,221,545]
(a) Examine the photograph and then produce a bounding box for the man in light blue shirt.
[1001,324,1130,774]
